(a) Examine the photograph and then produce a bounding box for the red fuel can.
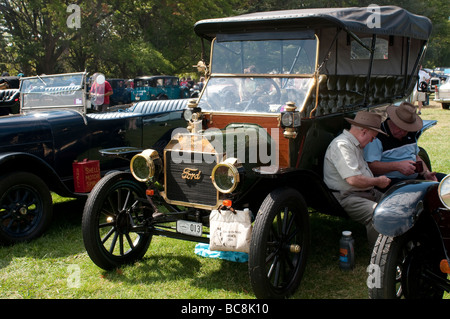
[72,159,101,193]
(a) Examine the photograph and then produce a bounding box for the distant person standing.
[198,77,205,91]
[413,65,430,115]
[180,77,188,87]
[186,76,194,88]
[123,80,133,104]
[90,73,113,112]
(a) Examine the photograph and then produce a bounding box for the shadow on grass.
[0,198,87,269]
[292,212,373,299]
[51,197,86,229]
[98,254,203,284]
[96,248,253,295]
[190,258,252,295]
[98,212,372,297]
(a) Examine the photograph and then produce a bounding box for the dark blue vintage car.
[0,72,188,244]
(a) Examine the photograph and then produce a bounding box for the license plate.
[176,220,203,237]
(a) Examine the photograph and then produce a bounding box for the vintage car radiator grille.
[164,150,219,208]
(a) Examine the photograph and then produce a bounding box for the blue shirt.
[364,120,419,179]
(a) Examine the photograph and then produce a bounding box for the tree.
[0,0,116,74]
[107,0,237,76]
[0,0,448,76]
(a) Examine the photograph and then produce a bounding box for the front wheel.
[249,187,310,299]
[369,232,447,299]
[82,171,152,270]
[0,172,53,244]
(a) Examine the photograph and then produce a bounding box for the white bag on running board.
[209,208,252,253]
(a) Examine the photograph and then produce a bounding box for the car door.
[141,110,185,154]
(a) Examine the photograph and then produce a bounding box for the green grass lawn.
[418,101,450,173]
[0,101,448,300]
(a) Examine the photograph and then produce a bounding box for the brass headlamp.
[130,149,161,182]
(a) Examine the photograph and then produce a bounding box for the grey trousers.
[333,189,383,248]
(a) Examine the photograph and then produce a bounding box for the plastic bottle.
[339,231,355,270]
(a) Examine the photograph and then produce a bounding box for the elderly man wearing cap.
[323,111,391,246]
[364,102,443,188]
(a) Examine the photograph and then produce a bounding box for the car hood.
[0,109,82,148]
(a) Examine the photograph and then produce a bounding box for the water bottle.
[339,231,355,270]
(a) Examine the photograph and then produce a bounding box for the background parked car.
[435,76,450,109]
[429,75,440,92]
[131,75,190,102]
[0,71,188,244]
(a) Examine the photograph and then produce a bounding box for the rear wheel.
[249,187,310,299]
[82,171,152,270]
[369,231,447,299]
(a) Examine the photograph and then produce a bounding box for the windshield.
[198,77,314,113]
[20,73,85,110]
[198,37,317,114]
[212,38,317,75]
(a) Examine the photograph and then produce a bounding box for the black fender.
[373,180,439,237]
[0,152,76,198]
[98,146,143,161]
[250,167,347,217]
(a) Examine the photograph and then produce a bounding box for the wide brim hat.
[386,102,423,132]
[345,111,387,135]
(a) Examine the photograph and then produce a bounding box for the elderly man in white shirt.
[323,111,391,246]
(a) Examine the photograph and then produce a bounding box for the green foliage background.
[0,0,449,78]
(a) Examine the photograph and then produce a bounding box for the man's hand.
[395,160,417,176]
[346,175,391,189]
[375,175,391,189]
[423,170,438,181]
[368,160,416,176]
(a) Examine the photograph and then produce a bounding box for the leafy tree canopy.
[0,0,448,78]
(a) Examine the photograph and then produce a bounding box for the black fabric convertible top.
[194,6,432,41]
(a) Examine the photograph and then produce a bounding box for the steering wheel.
[243,78,281,112]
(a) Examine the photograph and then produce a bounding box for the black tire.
[369,232,446,299]
[0,172,53,244]
[82,171,152,270]
[249,187,310,299]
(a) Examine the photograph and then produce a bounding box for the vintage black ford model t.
[82,6,449,298]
